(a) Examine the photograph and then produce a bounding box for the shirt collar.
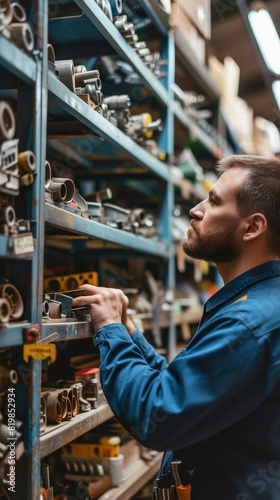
[204,260,280,313]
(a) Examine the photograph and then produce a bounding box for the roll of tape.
[0,101,16,141]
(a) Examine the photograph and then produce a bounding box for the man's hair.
[216,155,280,253]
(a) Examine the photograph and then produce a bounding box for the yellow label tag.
[23,344,56,363]
[233,294,248,304]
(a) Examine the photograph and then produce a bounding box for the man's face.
[183,167,250,263]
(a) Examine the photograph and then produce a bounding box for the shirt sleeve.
[131,327,167,371]
[94,317,269,452]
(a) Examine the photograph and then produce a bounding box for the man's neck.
[216,255,279,285]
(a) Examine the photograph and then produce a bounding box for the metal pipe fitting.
[0,298,11,324]
[0,365,18,394]
[0,283,24,320]
[10,23,34,53]
[52,177,75,203]
[74,70,100,86]
[18,150,36,173]
[55,60,75,92]
[44,161,52,189]
[0,206,16,227]
[11,2,27,23]
[0,100,16,141]
[107,0,122,16]
[103,94,131,109]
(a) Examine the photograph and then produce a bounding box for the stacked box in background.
[171,0,211,65]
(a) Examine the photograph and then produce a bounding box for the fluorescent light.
[248,7,280,75]
[272,81,280,110]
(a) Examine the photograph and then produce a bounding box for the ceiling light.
[272,81,280,110]
[248,3,280,75]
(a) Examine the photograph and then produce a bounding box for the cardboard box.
[208,55,240,100]
[173,0,211,40]
[172,2,206,64]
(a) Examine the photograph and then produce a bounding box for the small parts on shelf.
[172,82,205,111]
[103,93,162,147]
[95,0,123,21]
[44,271,98,294]
[41,387,79,425]
[45,160,87,215]
[75,368,106,410]
[0,0,34,54]
[126,112,163,142]
[53,56,105,115]
[85,197,157,237]
[114,15,167,78]
[40,369,105,429]
[0,363,18,395]
[0,279,24,324]
[0,358,24,482]
[103,94,131,130]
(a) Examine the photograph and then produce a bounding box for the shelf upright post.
[158,31,176,361]
[14,0,48,497]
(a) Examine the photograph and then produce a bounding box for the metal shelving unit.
[0,1,235,498]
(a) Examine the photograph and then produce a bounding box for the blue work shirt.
[94,260,280,499]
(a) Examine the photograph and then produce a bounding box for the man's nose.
[189,200,205,220]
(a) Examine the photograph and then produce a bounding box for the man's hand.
[72,285,135,334]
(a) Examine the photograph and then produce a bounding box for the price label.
[13,233,34,255]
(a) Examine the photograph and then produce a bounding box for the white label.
[13,234,34,255]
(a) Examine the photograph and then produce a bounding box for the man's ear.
[243,213,267,241]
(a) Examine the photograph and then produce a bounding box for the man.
[72,155,280,499]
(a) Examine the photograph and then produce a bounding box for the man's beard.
[183,221,240,263]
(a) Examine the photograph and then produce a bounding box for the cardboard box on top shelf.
[208,55,240,103]
[172,0,211,40]
[208,55,253,151]
[224,96,256,154]
[172,2,206,64]
[254,117,280,157]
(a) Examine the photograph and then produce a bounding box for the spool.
[0,101,16,141]
[10,23,34,53]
